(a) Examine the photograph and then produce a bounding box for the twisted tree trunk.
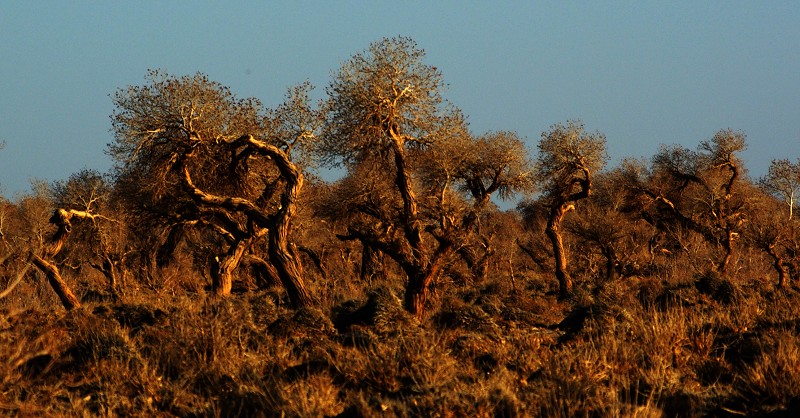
[766,244,789,288]
[211,237,253,296]
[31,253,80,310]
[546,204,574,299]
[28,208,96,310]
[180,135,314,308]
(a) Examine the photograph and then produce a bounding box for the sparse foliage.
[525,120,607,298]
[3,36,800,418]
[322,37,534,317]
[110,71,318,307]
[630,129,748,274]
[760,158,800,220]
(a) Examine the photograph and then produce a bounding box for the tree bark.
[259,137,313,308]
[404,271,429,319]
[26,208,101,310]
[31,253,80,310]
[245,254,282,288]
[211,237,251,296]
[403,258,447,320]
[389,136,424,259]
[546,204,573,299]
[269,227,312,308]
[766,244,789,288]
[181,135,314,308]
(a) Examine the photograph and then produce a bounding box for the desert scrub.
[728,331,800,416]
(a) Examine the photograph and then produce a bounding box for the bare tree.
[759,158,800,221]
[525,120,607,299]
[566,168,653,282]
[322,37,534,317]
[49,169,133,296]
[110,71,317,307]
[628,129,748,274]
[746,194,794,288]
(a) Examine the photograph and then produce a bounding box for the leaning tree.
[110,71,317,307]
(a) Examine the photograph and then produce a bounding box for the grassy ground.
[2,263,800,417]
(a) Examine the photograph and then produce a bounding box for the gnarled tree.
[110,71,317,307]
[628,129,748,274]
[745,191,796,288]
[322,37,534,318]
[566,167,654,283]
[523,121,607,298]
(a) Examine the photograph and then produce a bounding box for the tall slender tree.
[760,158,800,221]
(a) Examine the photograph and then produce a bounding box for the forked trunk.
[265,143,313,309]
[403,255,448,320]
[183,136,314,308]
[246,255,282,289]
[89,256,119,298]
[27,208,96,310]
[212,238,251,296]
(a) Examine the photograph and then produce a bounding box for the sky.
[1,1,799,198]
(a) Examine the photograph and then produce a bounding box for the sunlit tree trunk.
[269,225,312,308]
[403,257,448,319]
[180,135,314,308]
[264,142,312,308]
[245,254,282,288]
[28,208,95,310]
[546,204,574,299]
[211,237,251,296]
[31,253,80,310]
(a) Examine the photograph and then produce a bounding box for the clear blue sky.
[1,1,798,197]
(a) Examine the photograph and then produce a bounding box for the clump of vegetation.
[2,36,800,416]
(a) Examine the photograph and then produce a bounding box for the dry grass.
[2,255,800,417]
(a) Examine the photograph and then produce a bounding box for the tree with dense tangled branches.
[321,37,534,317]
[110,71,318,307]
